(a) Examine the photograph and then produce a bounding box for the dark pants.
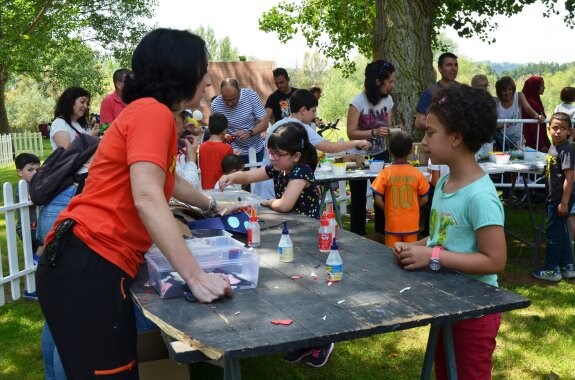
[349,151,388,236]
[37,230,139,380]
[544,201,575,270]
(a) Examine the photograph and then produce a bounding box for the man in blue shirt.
[414,52,460,130]
[211,78,269,164]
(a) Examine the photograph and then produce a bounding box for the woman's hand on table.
[355,140,372,150]
[393,243,432,270]
[187,272,233,303]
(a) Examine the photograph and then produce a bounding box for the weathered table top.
[132,210,530,362]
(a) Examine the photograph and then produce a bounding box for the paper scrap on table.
[337,300,345,304]
[234,311,241,315]
[322,315,326,320]
[327,281,333,287]
[362,269,369,272]
[291,275,302,280]
[271,319,293,326]
[399,287,411,293]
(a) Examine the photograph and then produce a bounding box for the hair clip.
[438,96,448,105]
[300,139,305,149]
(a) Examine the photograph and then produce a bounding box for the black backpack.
[30,132,99,205]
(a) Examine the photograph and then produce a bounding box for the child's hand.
[260,199,271,207]
[218,175,232,191]
[395,245,432,271]
[356,140,372,150]
[393,242,407,263]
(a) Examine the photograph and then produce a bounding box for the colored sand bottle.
[327,204,338,240]
[326,238,343,282]
[247,208,260,248]
[278,221,293,263]
[318,213,332,253]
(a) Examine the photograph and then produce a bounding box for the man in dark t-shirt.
[265,68,298,124]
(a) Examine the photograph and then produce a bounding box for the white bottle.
[327,204,338,241]
[326,238,343,282]
[247,208,260,248]
[278,221,293,263]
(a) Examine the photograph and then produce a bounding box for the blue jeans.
[37,185,77,243]
[545,201,575,269]
[37,185,76,380]
[42,323,67,380]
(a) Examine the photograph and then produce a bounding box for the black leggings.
[36,230,139,380]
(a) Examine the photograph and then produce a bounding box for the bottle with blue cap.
[278,221,293,262]
[326,238,343,282]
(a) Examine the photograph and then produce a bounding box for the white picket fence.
[0,132,44,167]
[0,180,37,305]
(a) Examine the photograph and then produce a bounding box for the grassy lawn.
[0,141,573,379]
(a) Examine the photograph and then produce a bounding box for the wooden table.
[132,210,530,379]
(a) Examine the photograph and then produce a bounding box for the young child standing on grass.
[393,85,507,380]
[370,132,429,247]
[532,112,575,281]
[218,122,334,367]
[15,153,43,300]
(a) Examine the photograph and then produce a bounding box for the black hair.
[428,85,497,153]
[221,154,244,175]
[208,113,228,135]
[550,112,573,129]
[364,59,395,105]
[273,68,289,80]
[15,153,40,170]
[122,29,208,110]
[267,122,318,170]
[495,76,516,99]
[389,131,413,159]
[438,52,458,67]
[54,86,91,127]
[289,89,318,113]
[560,87,575,103]
[113,68,131,84]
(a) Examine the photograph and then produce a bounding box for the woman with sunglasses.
[36,29,234,379]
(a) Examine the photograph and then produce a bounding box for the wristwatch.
[248,129,255,137]
[429,246,442,271]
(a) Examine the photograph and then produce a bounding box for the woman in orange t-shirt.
[36,29,234,379]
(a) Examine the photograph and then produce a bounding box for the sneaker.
[560,264,575,279]
[304,343,334,368]
[531,267,562,282]
[283,347,313,363]
[23,290,38,301]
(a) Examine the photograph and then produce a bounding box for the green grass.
[0,142,573,379]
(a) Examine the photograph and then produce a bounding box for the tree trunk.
[0,65,11,135]
[373,0,439,134]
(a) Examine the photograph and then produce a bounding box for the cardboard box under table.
[145,236,259,299]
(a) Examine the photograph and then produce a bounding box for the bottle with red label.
[318,213,332,253]
[247,208,260,248]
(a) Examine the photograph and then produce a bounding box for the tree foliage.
[192,26,240,61]
[260,0,575,74]
[0,0,157,133]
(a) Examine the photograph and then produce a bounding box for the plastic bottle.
[318,214,332,253]
[247,208,260,248]
[327,204,338,241]
[326,238,343,282]
[278,221,293,263]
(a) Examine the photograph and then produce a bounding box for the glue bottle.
[327,204,338,241]
[318,213,332,253]
[278,221,293,262]
[247,208,260,248]
[326,238,343,282]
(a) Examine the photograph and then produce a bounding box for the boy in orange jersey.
[371,132,430,247]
